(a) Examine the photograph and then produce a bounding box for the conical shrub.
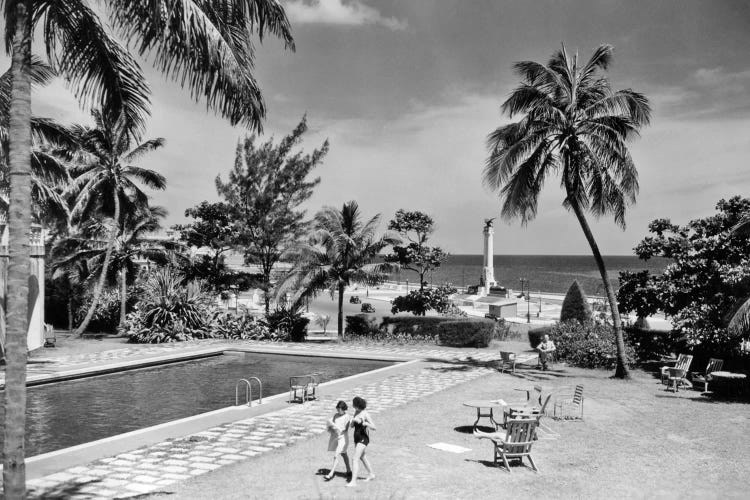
[560,280,593,324]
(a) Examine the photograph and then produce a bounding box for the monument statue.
[480,218,497,293]
[484,217,496,229]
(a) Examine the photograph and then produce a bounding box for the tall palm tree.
[3,2,294,493]
[69,110,166,335]
[282,201,400,341]
[483,44,651,379]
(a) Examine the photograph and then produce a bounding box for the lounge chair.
[289,375,314,403]
[474,419,539,472]
[499,351,517,374]
[691,358,724,392]
[553,385,584,420]
[660,354,693,386]
[666,367,689,393]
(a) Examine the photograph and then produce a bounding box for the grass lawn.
[148,363,749,499]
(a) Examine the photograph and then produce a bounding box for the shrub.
[75,289,124,333]
[437,319,496,347]
[264,307,309,342]
[380,316,453,338]
[551,320,637,369]
[560,280,592,324]
[390,284,458,316]
[210,313,275,340]
[345,314,380,337]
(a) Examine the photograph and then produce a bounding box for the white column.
[480,225,497,294]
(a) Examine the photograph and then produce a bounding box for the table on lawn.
[463,399,507,431]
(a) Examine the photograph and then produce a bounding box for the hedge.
[437,319,496,347]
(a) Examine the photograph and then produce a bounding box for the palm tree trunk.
[337,281,345,341]
[119,266,127,327]
[568,198,630,379]
[3,2,32,496]
[67,296,73,332]
[75,193,120,335]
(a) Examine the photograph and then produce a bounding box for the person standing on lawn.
[325,401,352,481]
[537,334,556,371]
[347,396,376,487]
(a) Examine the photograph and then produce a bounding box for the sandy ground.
[147,364,750,500]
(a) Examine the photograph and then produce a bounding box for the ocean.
[387,254,670,296]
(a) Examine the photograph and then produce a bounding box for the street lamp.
[519,278,530,323]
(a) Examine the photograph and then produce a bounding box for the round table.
[463,400,507,431]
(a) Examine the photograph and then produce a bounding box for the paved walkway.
[26,361,493,499]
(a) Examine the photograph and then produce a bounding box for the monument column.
[480,220,497,295]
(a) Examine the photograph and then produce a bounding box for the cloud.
[285,0,407,30]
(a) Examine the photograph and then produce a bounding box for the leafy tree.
[68,111,166,335]
[385,209,447,290]
[619,196,750,355]
[174,201,236,279]
[390,284,458,316]
[280,201,400,340]
[216,116,328,312]
[2,2,294,492]
[560,280,593,324]
[482,44,651,379]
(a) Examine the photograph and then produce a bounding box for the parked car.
[349,295,361,304]
[360,303,375,313]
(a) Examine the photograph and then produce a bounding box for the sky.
[3,0,750,255]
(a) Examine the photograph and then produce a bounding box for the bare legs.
[326,453,351,480]
[347,443,374,487]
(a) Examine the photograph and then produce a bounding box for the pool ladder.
[235,377,263,407]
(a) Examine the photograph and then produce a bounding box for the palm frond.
[728,297,750,337]
[123,137,165,163]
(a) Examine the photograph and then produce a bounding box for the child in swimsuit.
[325,401,351,480]
[347,396,376,487]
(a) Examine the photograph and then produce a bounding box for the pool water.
[0,352,392,457]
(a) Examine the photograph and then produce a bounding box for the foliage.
[384,209,447,289]
[216,117,328,311]
[280,201,400,339]
[173,201,236,283]
[264,307,310,342]
[74,288,122,333]
[380,316,455,338]
[345,315,440,344]
[560,280,593,324]
[619,196,750,355]
[550,321,637,369]
[315,314,331,333]
[178,254,263,292]
[482,44,651,379]
[390,284,458,316]
[209,313,275,341]
[437,319,496,347]
[345,314,381,337]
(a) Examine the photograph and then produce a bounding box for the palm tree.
[69,110,166,335]
[483,44,651,379]
[3,2,294,493]
[282,201,400,341]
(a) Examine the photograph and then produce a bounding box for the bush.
[210,313,275,340]
[560,280,592,324]
[264,307,309,342]
[551,320,637,369]
[625,326,682,361]
[390,284,458,316]
[437,319,496,347]
[345,314,380,337]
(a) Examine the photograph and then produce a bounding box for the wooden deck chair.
[499,351,517,374]
[553,385,584,420]
[666,368,689,393]
[661,354,693,385]
[289,375,313,403]
[504,385,543,427]
[507,394,552,439]
[474,419,539,472]
[691,358,724,392]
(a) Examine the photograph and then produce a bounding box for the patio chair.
[504,385,543,427]
[305,373,321,400]
[553,385,584,420]
[691,358,724,392]
[506,394,552,439]
[666,367,690,393]
[474,419,539,472]
[660,354,693,385]
[289,375,313,403]
[499,351,517,374]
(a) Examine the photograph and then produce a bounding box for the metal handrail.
[248,376,263,405]
[236,379,251,406]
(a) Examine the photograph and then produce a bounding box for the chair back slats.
[706,358,723,374]
[505,419,537,454]
[675,355,693,371]
[530,385,542,405]
[572,385,584,406]
[539,394,552,415]
[500,351,516,362]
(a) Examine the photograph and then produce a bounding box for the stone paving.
[26,361,494,499]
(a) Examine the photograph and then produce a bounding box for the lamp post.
[230,285,238,313]
[519,278,530,323]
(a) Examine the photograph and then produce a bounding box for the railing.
[235,377,263,407]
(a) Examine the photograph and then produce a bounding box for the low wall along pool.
[0,352,393,457]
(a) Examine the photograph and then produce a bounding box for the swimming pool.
[0,352,393,457]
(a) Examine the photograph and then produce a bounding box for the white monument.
[479,218,497,294]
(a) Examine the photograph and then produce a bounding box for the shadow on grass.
[454,425,495,434]
[26,478,175,499]
[464,458,535,472]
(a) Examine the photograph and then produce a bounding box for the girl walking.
[325,401,351,480]
[347,396,376,487]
